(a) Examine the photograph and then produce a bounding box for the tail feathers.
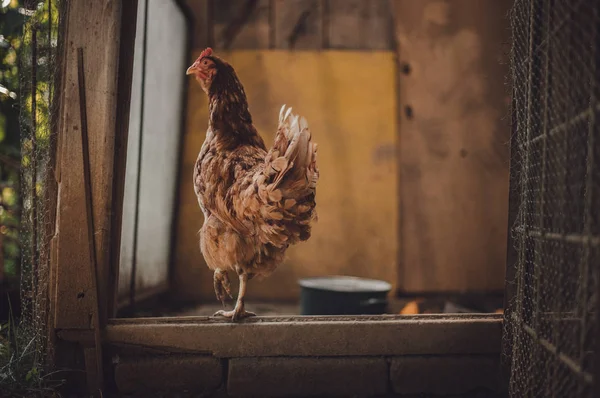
[238,105,319,248]
[267,105,319,193]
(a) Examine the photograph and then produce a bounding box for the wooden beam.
[183,0,209,48]
[108,0,140,320]
[102,314,503,358]
[273,0,322,49]
[49,0,138,392]
[52,0,137,329]
[77,46,104,393]
[53,0,119,330]
[327,0,393,50]
[211,0,270,49]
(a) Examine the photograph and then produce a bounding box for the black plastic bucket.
[298,276,392,315]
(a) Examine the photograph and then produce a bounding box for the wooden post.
[77,46,104,393]
[49,0,138,393]
[108,0,140,320]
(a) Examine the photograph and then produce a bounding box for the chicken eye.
[203,59,209,65]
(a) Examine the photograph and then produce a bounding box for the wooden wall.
[171,0,511,302]
[392,0,511,293]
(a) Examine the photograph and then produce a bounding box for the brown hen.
[186,48,319,321]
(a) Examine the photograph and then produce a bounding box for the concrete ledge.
[228,357,388,397]
[114,355,223,394]
[390,355,502,395]
[105,314,502,358]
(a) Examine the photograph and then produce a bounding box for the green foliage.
[1,0,23,283]
[1,0,62,395]
[0,301,64,397]
[1,0,23,151]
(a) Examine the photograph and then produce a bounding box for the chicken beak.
[187,64,208,80]
[186,64,197,75]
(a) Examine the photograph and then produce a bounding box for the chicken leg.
[213,268,233,306]
[214,271,256,321]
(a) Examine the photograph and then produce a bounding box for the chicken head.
[186,47,217,94]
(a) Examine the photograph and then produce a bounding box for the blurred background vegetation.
[1,0,55,289]
[1,0,62,394]
[0,0,25,287]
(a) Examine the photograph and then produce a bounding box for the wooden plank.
[77,46,104,391]
[83,348,101,393]
[183,0,209,48]
[104,314,502,357]
[327,0,392,50]
[173,50,398,302]
[117,0,146,304]
[108,0,140,318]
[49,2,138,390]
[211,0,271,49]
[52,0,124,329]
[392,0,512,293]
[274,0,322,49]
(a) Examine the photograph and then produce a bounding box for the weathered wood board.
[274,0,322,49]
[327,0,393,50]
[211,0,271,49]
[118,0,147,303]
[48,1,138,390]
[173,50,399,301]
[188,0,394,50]
[184,0,209,48]
[392,0,512,293]
[53,0,124,329]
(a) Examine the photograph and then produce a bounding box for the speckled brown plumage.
[187,49,319,320]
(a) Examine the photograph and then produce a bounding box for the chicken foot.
[213,268,233,306]
[214,271,256,321]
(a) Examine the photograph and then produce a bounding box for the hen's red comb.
[199,47,213,59]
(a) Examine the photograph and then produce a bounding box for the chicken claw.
[214,272,255,321]
[213,269,233,305]
[213,308,256,322]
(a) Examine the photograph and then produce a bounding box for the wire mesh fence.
[1,0,61,388]
[504,0,599,397]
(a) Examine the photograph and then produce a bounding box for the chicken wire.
[16,0,61,369]
[504,0,599,397]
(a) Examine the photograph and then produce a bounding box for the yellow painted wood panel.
[173,50,398,301]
